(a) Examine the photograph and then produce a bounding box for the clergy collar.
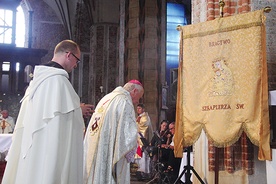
[138,112,146,117]
[43,61,64,70]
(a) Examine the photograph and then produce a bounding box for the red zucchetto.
[128,80,143,87]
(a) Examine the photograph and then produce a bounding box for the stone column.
[89,24,119,105]
[122,0,165,129]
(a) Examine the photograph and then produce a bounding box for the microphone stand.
[147,131,166,184]
[173,146,205,184]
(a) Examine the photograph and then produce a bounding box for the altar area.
[0,134,12,182]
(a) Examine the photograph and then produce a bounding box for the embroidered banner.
[174,10,271,160]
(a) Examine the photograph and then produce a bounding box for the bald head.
[1,110,9,118]
[123,80,144,105]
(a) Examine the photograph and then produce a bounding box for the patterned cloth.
[83,86,137,184]
[208,132,254,175]
[174,10,271,161]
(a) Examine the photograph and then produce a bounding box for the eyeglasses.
[169,127,175,130]
[66,52,81,64]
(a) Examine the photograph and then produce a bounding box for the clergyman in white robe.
[0,114,15,133]
[0,120,13,134]
[135,110,153,176]
[0,110,15,131]
[83,86,138,184]
[2,66,84,184]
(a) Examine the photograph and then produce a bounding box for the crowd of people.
[134,117,181,183]
[1,39,181,184]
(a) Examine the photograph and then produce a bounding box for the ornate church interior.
[1,0,276,184]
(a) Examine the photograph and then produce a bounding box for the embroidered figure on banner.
[209,58,233,96]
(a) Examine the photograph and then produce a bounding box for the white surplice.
[83,86,137,184]
[2,66,84,184]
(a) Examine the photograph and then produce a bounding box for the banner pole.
[264,6,272,13]
[219,0,225,18]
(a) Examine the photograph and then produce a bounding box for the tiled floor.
[1,162,177,184]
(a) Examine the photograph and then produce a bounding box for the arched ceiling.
[42,0,94,38]
[0,0,22,9]
[43,0,77,38]
[2,0,191,39]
